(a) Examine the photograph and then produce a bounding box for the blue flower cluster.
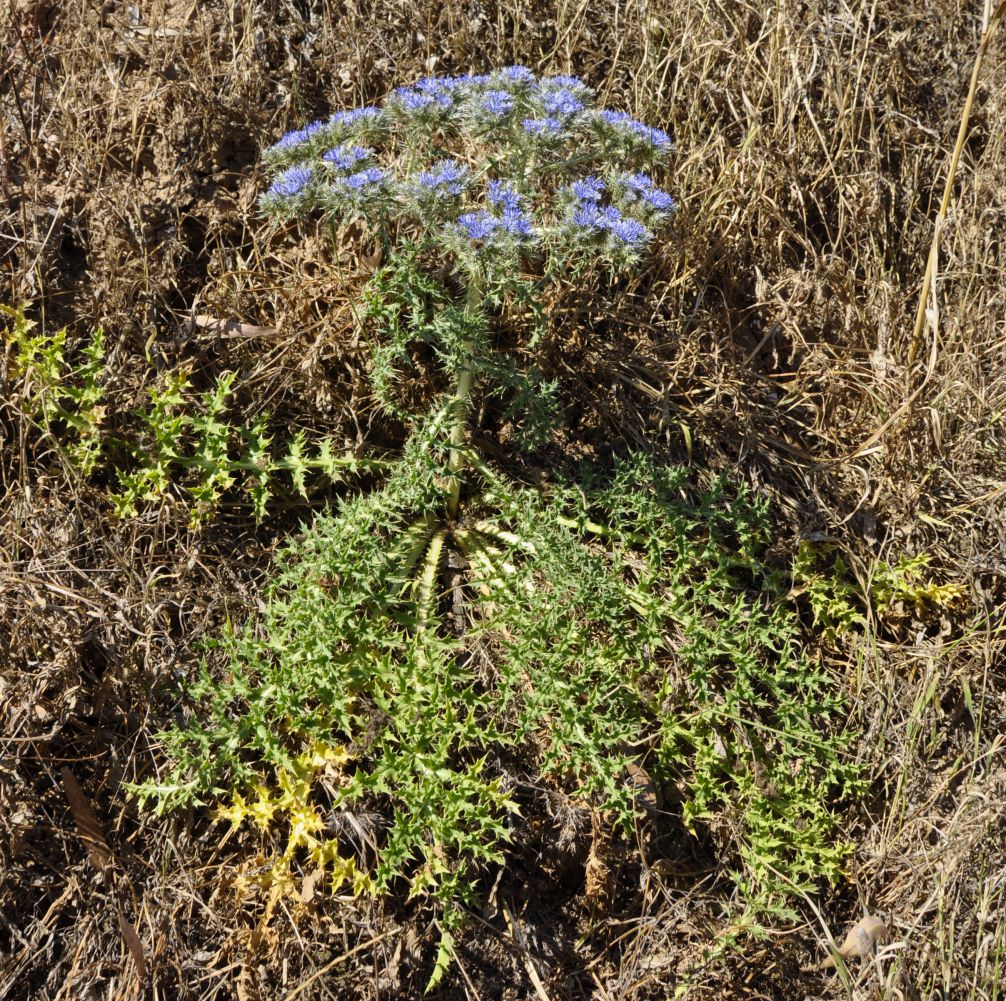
[453,180,535,245]
[487,180,534,236]
[266,165,313,199]
[479,90,515,118]
[541,87,584,118]
[330,107,384,127]
[259,65,676,270]
[618,171,677,214]
[394,88,450,114]
[521,117,564,137]
[563,173,654,250]
[455,211,499,241]
[571,175,606,202]
[499,65,535,85]
[273,121,325,151]
[518,77,592,138]
[380,66,629,142]
[571,202,649,247]
[338,167,386,192]
[390,74,479,121]
[539,74,592,94]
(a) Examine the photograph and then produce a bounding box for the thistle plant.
[1,302,385,525]
[4,304,107,476]
[132,68,861,987]
[258,66,677,494]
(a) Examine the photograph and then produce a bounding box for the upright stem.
[446,272,482,520]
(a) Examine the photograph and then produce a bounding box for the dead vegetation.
[2,0,1005,998]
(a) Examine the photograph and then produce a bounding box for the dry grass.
[2,0,1006,997]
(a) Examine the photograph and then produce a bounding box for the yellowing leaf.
[328,854,360,893]
[287,802,323,847]
[302,741,351,771]
[248,785,279,830]
[308,837,342,867]
[215,792,251,830]
[408,862,437,901]
[276,768,311,809]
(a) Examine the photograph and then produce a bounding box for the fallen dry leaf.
[625,758,660,818]
[803,914,890,971]
[60,767,113,876]
[62,769,146,980]
[584,810,613,911]
[299,867,325,904]
[116,901,147,979]
[193,314,279,338]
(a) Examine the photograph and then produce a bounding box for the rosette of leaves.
[135,430,861,986]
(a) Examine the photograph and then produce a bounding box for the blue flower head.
[272,120,325,152]
[479,90,515,117]
[619,172,677,213]
[457,210,499,242]
[567,197,651,250]
[392,84,455,119]
[415,75,463,95]
[522,117,564,137]
[571,176,605,202]
[541,88,584,118]
[571,201,604,230]
[633,123,673,153]
[621,172,655,194]
[322,145,371,171]
[487,179,522,212]
[329,107,384,128]
[413,160,468,197]
[642,187,676,212]
[273,131,306,151]
[498,65,536,85]
[539,74,590,93]
[500,205,534,238]
[395,89,435,112]
[267,120,325,158]
[608,216,650,246]
[267,165,313,198]
[597,109,628,129]
[571,202,623,233]
[596,109,673,154]
[342,167,386,191]
[615,172,680,213]
[437,74,481,91]
[454,204,535,245]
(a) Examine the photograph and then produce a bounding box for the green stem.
[446,273,483,519]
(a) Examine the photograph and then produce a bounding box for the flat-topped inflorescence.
[259,66,676,273]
